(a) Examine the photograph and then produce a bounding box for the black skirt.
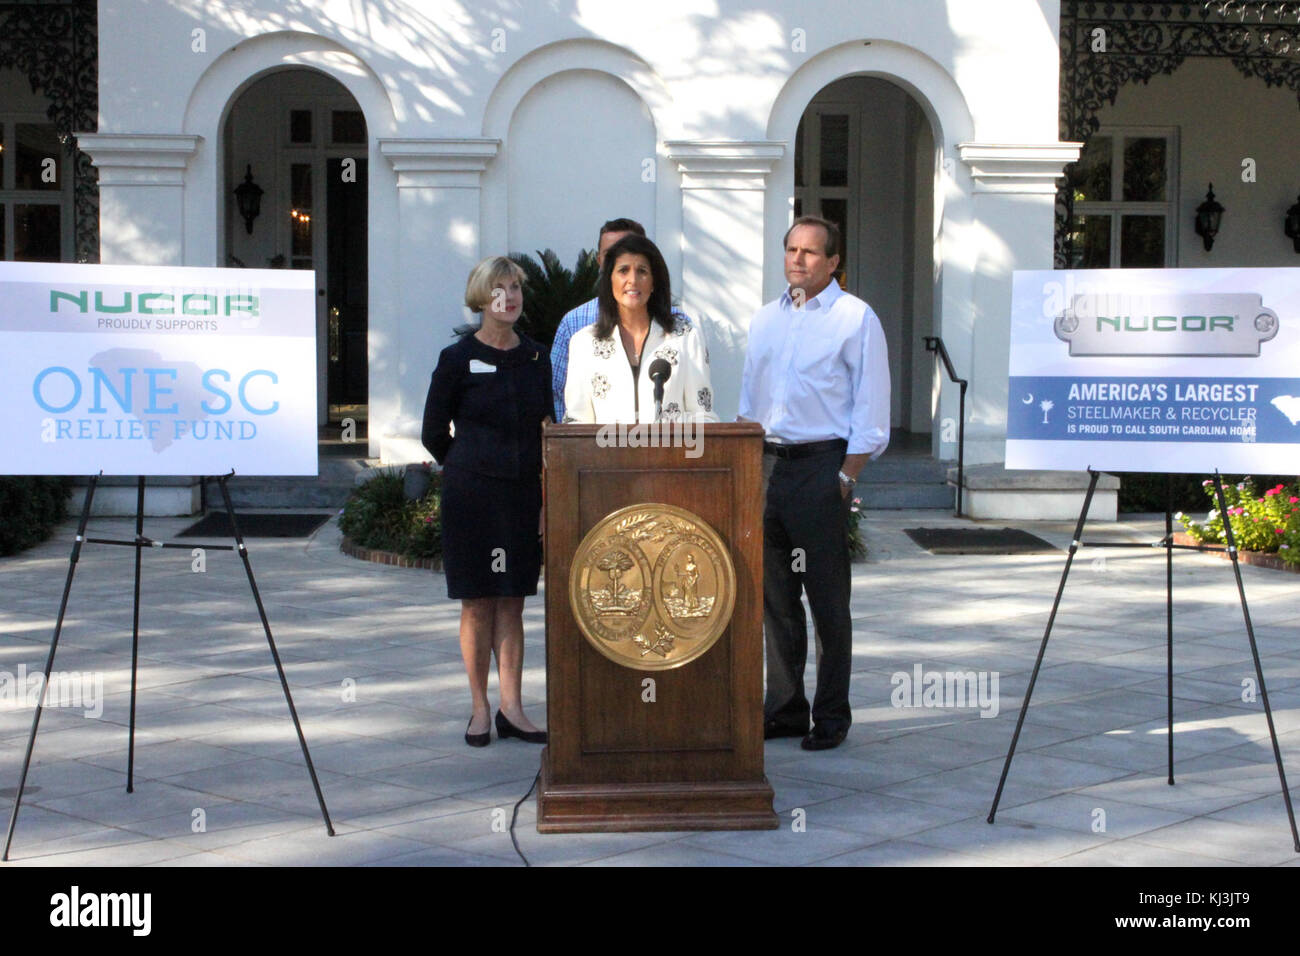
[439,465,542,599]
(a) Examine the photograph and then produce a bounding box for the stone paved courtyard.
[1,509,1298,867]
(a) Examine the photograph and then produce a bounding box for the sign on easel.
[1006,268,1300,474]
[0,262,317,476]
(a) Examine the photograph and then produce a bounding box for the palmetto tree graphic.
[597,551,634,600]
[1039,399,1054,424]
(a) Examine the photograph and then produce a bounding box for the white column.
[75,134,201,266]
[69,134,204,515]
[956,142,1081,463]
[376,138,499,463]
[665,141,784,422]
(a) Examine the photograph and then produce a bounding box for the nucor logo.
[49,289,259,316]
[1055,293,1279,357]
[1094,314,1237,332]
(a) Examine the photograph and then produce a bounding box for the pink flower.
[1277,529,1285,535]
[1290,497,1298,504]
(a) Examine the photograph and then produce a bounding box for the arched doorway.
[793,76,936,441]
[223,69,369,431]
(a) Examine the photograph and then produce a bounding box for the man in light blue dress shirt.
[739,215,891,751]
[550,218,645,422]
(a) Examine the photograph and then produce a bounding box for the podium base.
[537,748,779,833]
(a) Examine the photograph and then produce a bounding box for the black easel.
[3,472,334,862]
[987,470,1299,852]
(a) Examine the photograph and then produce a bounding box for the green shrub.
[1178,478,1300,566]
[847,495,867,560]
[1117,472,1298,514]
[339,468,442,561]
[0,477,71,556]
[509,248,599,347]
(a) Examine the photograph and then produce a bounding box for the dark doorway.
[327,156,368,412]
[224,70,370,428]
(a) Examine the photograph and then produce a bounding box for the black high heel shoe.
[465,716,490,748]
[495,710,547,744]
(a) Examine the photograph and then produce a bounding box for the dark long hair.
[594,234,674,339]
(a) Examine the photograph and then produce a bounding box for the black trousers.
[762,444,853,734]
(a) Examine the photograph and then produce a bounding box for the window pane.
[1068,135,1111,202]
[821,197,848,285]
[290,110,312,144]
[15,204,61,260]
[792,197,802,218]
[1068,214,1111,268]
[819,114,849,187]
[1120,215,1165,268]
[794,119,804,188]
[1123,137,1166,201]
[16,124,62,191]
[331,110,366,144]
[290,163,312,259]
[820,198,847,244]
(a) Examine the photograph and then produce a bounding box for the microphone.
[648,358,672,420]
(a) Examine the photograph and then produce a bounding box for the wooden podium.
[537,422,778,832]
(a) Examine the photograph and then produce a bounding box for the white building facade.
[70,0,1076,469]
[6,4,1299,493]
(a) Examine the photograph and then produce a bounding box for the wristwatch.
[837,470,856,489]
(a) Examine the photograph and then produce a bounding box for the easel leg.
[3,475,99,861]
[1211,474,1300,852]
[214,475,335,836]
[1165,473,1174,786]
[989,470,1100,823]
[128,476,144,793]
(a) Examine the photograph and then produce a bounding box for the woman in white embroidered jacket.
[563,234,719,425]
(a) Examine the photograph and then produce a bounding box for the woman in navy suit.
[422,256,550,747]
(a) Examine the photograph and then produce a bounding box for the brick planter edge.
[340,535,443,571]
[1171,533,1298,574]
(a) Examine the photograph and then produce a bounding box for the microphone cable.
[509,769,541,866]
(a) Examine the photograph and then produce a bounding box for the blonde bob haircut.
[464,256,526,314]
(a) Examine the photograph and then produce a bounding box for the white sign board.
[1006,268,1300,475]
[0,262,317,476]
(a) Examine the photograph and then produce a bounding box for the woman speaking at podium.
[563,234,718,425]
[422,256,549,748]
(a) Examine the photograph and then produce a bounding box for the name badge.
[469,359,496,374]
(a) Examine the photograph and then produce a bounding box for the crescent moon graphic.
[1022,393,1034,404]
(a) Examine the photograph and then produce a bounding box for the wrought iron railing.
[924,336,967,517]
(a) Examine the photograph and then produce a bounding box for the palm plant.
[509,248,600,346]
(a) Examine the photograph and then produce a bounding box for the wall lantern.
[1285,194,1300,253]
[1194,183,1224,252]
[233,165,264,235]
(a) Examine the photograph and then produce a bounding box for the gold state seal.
[569,503,736,671]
